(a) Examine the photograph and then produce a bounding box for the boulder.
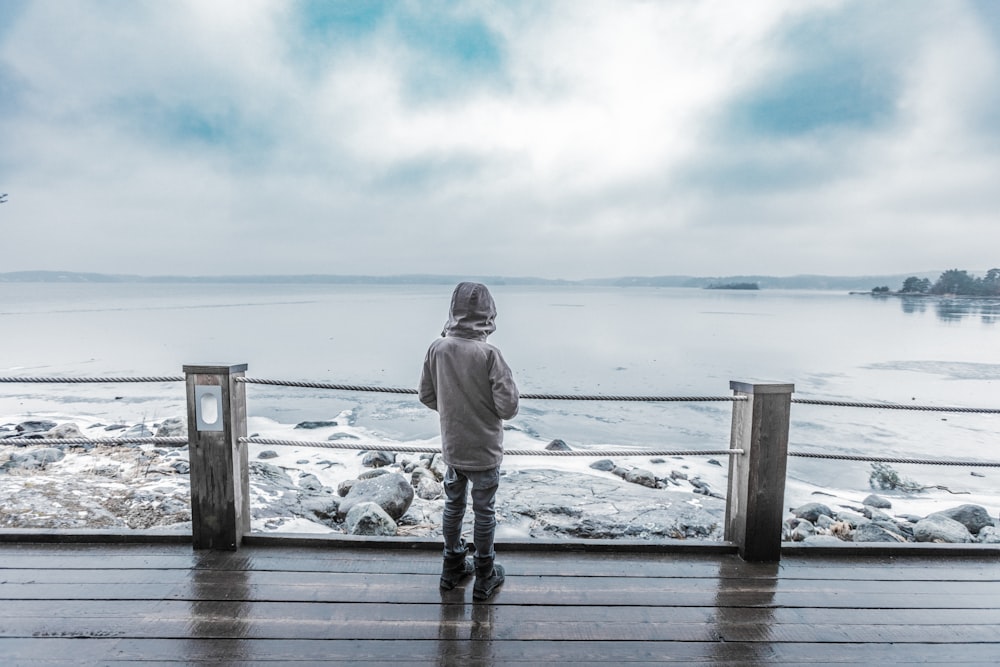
[411,467,433,485]
[624,468,658,489]
[1,447,66,471]
[790,522,815,542]
[337,479,356,497]
[791,502,834,523]
[300,496,341,527]
[295,420,338,429]
[429,454,448,481]
[872,520,910,539]
[416,476,443,501]
[297,473,325,493]
[258,450,279,460]
[337,473,414,521]
[852,523,905,543]
[863,506,893,522]
[398,454,422,473]
[344,502,397,536]
[16,420,57,434]
[48,423,84,439]
[362,450,395,468]
[121,424,154,438]
[155,418,187,438]
[863,494,892,509]
[836,510,870,529]
[914,514,973,543]
[930,504,994,535]
[545,439,571,451]
[250,461,296,489]
[978,526,1000,544]
[32,447,67,464]
[359,468,390,480]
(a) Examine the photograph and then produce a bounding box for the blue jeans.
[442,466,500,562]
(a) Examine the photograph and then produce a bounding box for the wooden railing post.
[184,364,249,550]
[725,381,794,562]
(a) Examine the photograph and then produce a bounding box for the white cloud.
[1,0,998,278]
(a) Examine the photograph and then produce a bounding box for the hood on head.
[442,282,497,340]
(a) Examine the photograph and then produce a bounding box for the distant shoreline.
[0,270,941,292]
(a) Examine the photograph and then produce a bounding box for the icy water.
[1,282,998,502]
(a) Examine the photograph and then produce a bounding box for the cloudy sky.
[1,1,998,279]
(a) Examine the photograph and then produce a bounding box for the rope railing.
[1,375,995,413]
[791,398,1000,414]
[788,451,1000,467]
[0,376,184,383]
[2,373,997,466]
[234,376,743,402]
[235,376,1000,411]
[241,436,741,458]
[0,437,187,447]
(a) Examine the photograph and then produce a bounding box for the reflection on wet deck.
[1,542,998,664]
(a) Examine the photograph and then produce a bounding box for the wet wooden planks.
[1,543,998,664]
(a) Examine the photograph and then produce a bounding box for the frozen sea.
[1,281,998,515]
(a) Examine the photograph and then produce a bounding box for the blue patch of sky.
[108,96,273,166]
[0,0,30,118]
[0,0,28,42]
[681,5,907,194]
[725,7,901,138]
[968,0,1000,144]
[286,0,388,74]
[286,0,508,101]
[0,66,28,117]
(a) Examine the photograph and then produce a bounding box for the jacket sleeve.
[489,349,519,420]
[418,349,438,411]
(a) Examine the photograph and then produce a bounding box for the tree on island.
[899,269,1000,296]
[900,276,931,294]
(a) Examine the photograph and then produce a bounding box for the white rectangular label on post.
[195,385,224,432]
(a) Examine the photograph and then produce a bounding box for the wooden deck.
[1,541,999,665]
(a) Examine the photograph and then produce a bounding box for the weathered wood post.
[184,364,249,550]
[726,381,794,562]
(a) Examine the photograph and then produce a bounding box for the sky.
[1,0,998,280]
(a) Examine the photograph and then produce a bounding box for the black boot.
[473,558,505,600]
[439,543,474,590]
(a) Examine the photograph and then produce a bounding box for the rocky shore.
[2,416,998,545]
[0,416,727,540]
[786,498,1000,545]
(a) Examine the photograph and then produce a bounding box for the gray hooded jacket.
[418,283,519,471]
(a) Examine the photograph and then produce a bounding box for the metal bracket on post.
[184,364,249,551]
[725,381,794,562]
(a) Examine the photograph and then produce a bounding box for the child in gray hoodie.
[419,282,519,600]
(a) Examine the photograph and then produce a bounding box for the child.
[419,282,519,600]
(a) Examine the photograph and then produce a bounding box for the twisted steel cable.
[241,436,741,458]
[0,376,184,383]
[235,376,742,402]
[1,375,995,412]
[788,451,1000,467]
[792,398,1000,414]
[1,437,188,447]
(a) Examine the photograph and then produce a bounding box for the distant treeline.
[872,269,1000,296]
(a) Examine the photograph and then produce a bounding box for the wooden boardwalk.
[1,541,999,665]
